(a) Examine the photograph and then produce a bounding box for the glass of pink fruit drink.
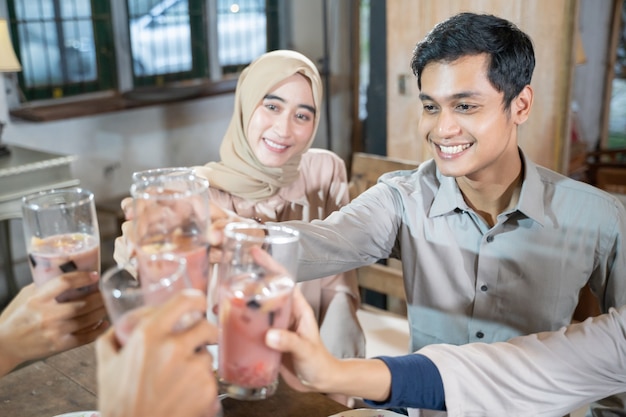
[217,222,300,400]
[131,172,210,294]
[21,188,100,302]
[100,252,190,345]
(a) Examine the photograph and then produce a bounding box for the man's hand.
[97,289,221,417]
[265,287,341,393]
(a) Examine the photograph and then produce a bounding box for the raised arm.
[268,292,626,416]
[418,306,626,416]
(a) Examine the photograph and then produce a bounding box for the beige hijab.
[194,50,323,201]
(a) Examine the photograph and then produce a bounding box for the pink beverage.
[136,231,209,292]
[218,271,294,395]
[101,254,187,346]
[28,233,100,302]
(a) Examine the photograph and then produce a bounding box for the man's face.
[418,54,524,181]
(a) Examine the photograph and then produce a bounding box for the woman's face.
[247,73,316,167]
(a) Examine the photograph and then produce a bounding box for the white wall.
[6,95,233,200]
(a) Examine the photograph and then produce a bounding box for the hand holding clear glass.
[100,253,190,345]
[131,172,210,293]
[21,187,100,302]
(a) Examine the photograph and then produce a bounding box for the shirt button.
[476,331,484,339]
[486,235,494,243]
[480,285,488,292]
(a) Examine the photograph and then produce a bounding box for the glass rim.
[131,167,194,182]
[22,187,94,211]
[224,221,300,244]
[130,175,209,200]
[100,253,188,295]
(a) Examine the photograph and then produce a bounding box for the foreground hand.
[114,219,135,267]
[96,289,220,417]
[265,287,340,393]
[0,271,108,376]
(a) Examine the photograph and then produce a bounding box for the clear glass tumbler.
[217,222,300,400]
[22,187,101,302]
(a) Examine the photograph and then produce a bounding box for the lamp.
[0,18,22,157]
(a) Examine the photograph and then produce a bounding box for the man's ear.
[511,85,533,125]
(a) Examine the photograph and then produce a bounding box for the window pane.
[60,0,92,18]
[129,0,193,76]
[14,0,55,19]
[218,0,266,66]
[13,0,96,88]
[62,19,97,82]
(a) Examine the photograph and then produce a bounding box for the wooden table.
[0,343,350,417]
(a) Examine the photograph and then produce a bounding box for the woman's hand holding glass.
[130,173,211,293]
[115,193,241,268]
[0,270,107,377]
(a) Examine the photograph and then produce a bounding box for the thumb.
[96,326,120,361]
[265,328,297,353]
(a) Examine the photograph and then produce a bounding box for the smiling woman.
[115,50,366,405]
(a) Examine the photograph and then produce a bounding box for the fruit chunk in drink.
[218,271,294,391]
[136,229,209,293]
[28,233,100,302]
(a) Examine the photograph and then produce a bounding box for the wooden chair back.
[596,167,626,194]
[348,153,417,308]
[585,148,626,193]
[349,152,418,201]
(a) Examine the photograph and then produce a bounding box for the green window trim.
[7,0,280,103]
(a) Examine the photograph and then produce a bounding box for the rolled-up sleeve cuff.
[364,354,446,411]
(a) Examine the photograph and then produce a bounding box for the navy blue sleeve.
[363,354,446,411]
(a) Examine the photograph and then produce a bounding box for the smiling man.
[208,12,626,416]
[417,53,531,227]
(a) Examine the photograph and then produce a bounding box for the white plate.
[53,412,100,417]
[328,409,406,417]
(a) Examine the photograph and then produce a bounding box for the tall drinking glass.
[100,253,190,345]
[217,222,300,400]
[131,173,210,293]
[22,188,100,302]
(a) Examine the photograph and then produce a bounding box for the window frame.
[7,0,116,101]
[6,0,280,108]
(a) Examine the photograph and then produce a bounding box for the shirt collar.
[516,150,545,225]
[428,149,546,225]
[429,169,467,217]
